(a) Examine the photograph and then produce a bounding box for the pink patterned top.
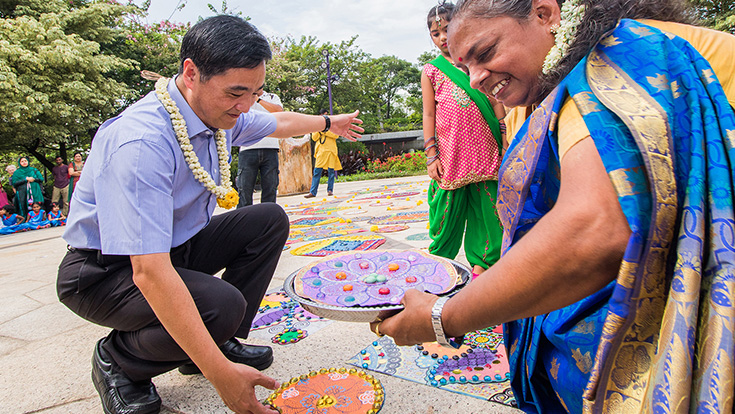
[424,63,501,191]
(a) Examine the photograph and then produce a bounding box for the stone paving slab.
[0,175,520,414]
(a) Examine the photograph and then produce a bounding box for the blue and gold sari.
[498,20,735,413]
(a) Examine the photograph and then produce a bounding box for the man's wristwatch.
[431,296,464,349]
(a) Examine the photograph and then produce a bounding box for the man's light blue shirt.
[63,77,277,255]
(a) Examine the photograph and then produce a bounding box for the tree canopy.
[690,0,735,33]
[10,0,732,169]
[0,0,135,167]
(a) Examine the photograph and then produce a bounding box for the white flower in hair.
[542,0,586,75]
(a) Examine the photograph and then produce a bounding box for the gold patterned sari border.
[585,48,679,413]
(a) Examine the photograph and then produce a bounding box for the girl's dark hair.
[50,202,59,208]
[427,2,456,29]
[31,202,42,207]
[179,15,272,81]
[453,0,694,99]
[1,204,14,214]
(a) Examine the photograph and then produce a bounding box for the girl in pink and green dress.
[422,2,504,277]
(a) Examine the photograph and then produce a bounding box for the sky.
[142,0,438,64]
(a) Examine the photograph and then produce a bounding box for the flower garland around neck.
[155,77,239,209]
[542,0,586,75]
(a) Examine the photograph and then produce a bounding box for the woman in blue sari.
[378,0,735,412]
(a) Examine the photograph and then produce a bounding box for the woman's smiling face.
[448,7,558,108]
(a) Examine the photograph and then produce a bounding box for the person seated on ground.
[57,15,362,414]
[0,204,25,235]
[25,201,51,230]
[376,0,735,412]
[47,202,66,226]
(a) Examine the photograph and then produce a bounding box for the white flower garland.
[542,0,586,75]
[155,77,238,209]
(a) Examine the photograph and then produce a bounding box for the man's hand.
[132,253,279,413]
[329,110,364,140]
[374,289,438,346]
[208,361,280,414]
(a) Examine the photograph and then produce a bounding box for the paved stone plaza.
[0,175,519,414]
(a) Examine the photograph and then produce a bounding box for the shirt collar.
[167,75,213,139]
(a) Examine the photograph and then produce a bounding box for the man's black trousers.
[57,204,289,381]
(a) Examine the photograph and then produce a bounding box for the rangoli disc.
[343,209,368,216]
[372,225,409,233]
[388,204,414,211]
[405,232,431,241]
[368,211,429,225]
[290,217,344,228]
[293,249,460,307]
[266,368,384,414]
[290,235,386,257]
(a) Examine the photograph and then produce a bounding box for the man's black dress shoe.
[178,338,273,375]
[92,339,162,414]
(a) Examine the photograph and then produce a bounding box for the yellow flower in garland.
[154,77,238,209]
[217,189,239,209]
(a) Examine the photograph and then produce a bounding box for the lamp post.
[320,48,339,115]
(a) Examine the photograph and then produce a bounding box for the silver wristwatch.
[431,296,463,349]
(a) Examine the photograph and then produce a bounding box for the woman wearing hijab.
[12,156,44,218]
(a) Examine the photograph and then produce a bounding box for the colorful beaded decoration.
[294,249,460,307]
[272,329,307,345]
[265,368,384,414]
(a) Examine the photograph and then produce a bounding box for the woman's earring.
[550,24,560,35]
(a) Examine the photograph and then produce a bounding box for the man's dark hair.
[319,108,329,115]
[179,15,272,81]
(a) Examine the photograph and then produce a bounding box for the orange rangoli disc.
[266,368,384,414]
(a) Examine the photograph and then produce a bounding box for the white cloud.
[143,0,438,63]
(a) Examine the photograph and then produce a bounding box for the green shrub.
[337,140,368,154]
[365,151,426,174]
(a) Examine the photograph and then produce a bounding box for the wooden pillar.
[277,135,312,196]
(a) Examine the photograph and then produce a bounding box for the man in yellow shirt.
[305,108,357,197]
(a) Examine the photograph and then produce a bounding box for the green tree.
[107,17,189,106]
[0,0,135,169]
[267,36,422,133]
[690,0,735,33]
[417,50,438,67]
[274,36,378,126]
[264,38,309,112]
[369,55,421,120]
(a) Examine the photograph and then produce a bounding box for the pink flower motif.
[281,387,300,399]
[328,373,349,381]
[358,390,375,405]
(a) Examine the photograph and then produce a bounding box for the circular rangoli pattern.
[294,250,460,307]
[266,368,384,414]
